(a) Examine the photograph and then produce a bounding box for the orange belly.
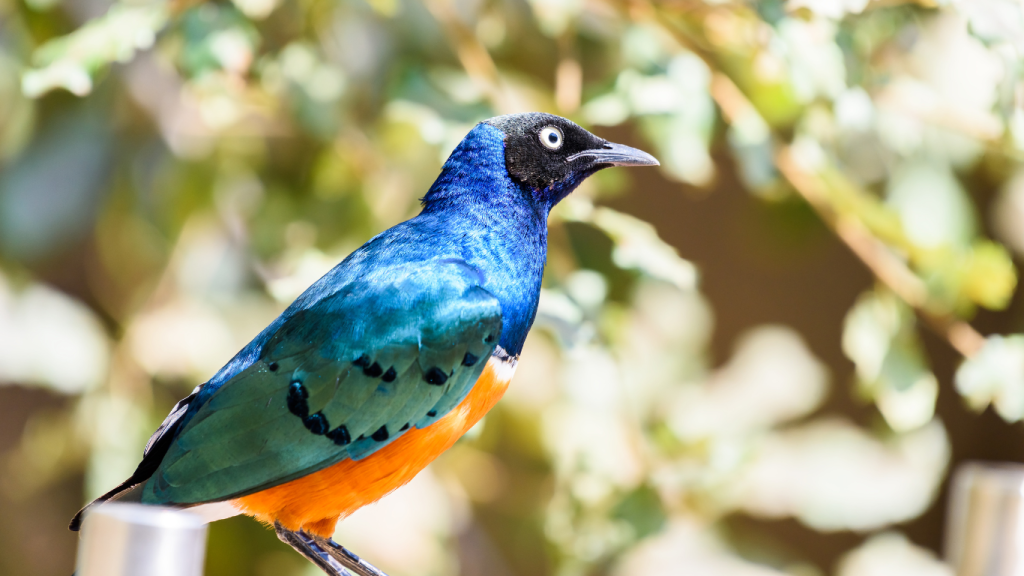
[233,356,514,537]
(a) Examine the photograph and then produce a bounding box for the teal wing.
[142,261,502,505]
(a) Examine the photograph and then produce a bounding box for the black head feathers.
[485,112,658,192]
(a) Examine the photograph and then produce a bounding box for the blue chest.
[205,124,548,398]
[309,124,548,356]
[412,124,549,354]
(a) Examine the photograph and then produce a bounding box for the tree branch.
[644,3,989,358]
[776,147,986,358]
[422,0,517,114]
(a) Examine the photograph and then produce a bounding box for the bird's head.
[422,112,659,212]
[486,112,659,207]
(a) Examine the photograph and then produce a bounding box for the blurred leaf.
[22,2,169,97]
[735,419,949,531]
[729,133,777,194]
[176,6,259,77]
[0,114,111,261]
[886,161,975,250]
[955,334,1024,422]
[993,169,1024,257]
[0,274,110,394]
[526,0,584,37]
[561,202,698,292]
[954,0,1024,53]
[789,0,870,20]
[3,408,85,498]
[776,18,847,103]
[582,93,630,127]
[612,484,667,541]
[961,241,1017,310]
[3,1,1022,574]
[668,326,828,440]
[536,288,587,348]
[843,290,938,432]
[0,53,35,161]
[613,518,792,576]
[836,532,954,576]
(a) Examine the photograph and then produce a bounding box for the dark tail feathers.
[69,402,190,531]
[69,477,142,531]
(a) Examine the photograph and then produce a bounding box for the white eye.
[539,126,563,150]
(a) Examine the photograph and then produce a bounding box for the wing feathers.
[143,260,503,505]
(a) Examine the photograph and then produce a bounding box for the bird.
[69,112,658,576]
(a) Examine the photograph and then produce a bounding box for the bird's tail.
[69,480,144,531]
[70,391,195,530]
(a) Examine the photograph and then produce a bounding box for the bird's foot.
[311,535,390,576]
[275,523,354,576]
[274,522,390,576]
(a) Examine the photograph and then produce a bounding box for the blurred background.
[2,0,1024,575]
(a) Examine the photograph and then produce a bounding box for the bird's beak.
[567,141,660,167]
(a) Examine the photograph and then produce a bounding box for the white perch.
[76,502,208,576]
[946,461,1024,576]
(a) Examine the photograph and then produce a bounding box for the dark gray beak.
[567,141,660,167]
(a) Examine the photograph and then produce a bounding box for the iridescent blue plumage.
[182,123,547,425]
[71,112,659,536]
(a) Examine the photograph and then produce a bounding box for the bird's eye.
[539,126,563,150]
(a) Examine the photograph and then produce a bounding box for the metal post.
[76,502,208,576]
[946,461,1024,576]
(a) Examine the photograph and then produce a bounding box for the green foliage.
[2,1,1024,575]
[22,3,168,97]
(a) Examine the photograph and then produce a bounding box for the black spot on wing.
[371,426,389,442]
[462,352,479,367]
[382,367,397,382]
[363,362,383,378]
[400,423,409,431]
[303,412,329,435]
[424,367,448,385]
[326,425,351,446]
[287,381,309,418]
[268,362,279,372]
[427,410,437,417]
[353,354,371,368]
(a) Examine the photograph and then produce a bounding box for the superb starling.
[71,113,658,576]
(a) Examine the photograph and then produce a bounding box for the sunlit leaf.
[776,18,846,103]
[992,170,1024,258]
[954,0,1024,52]
[612,485,667,541]
[22,3,169,97]
[886,161,975,250]
[843,290,938,432]
[0,275,110,394]
[735,419,949,531]
[3,0,1021,574]
[526,0,584,36]
[613,518,789,576]
[668,326,828,440]
[837,532,954,576]
[232,0,280,20]
[571,205,699,291]
[0,115,111,261]
[961,241,1017,310]
[955,335,1024,422]
[788,0,870,20]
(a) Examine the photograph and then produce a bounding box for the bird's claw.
[274,522,391,576]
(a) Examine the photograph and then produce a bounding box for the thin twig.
[638,2,988,357]
[169,0,206,15]
[556,30,582,114]
[776,147,986,358]
[422,0,516,114]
